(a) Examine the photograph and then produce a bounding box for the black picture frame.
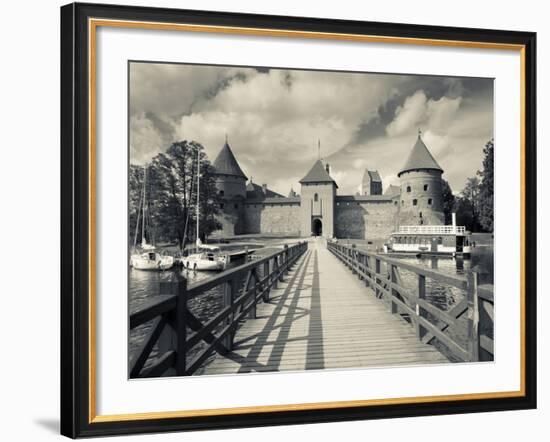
[61,2,537,438]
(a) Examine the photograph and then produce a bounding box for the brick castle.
[212,133,445,240]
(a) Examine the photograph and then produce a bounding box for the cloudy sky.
[129,62,493,196]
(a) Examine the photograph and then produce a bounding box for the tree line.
[130,141,222,251]
[441,139,494,233]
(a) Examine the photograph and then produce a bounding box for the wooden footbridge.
[129,238,494,378]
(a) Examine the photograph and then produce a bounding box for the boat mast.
[196,148,200,252]
[142,166,147,246]
[133,168,144,249]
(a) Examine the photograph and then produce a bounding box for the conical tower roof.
[299,160,338,187]
[212,141,247,179]
[398,134,443,177]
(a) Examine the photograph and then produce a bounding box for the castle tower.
[211,140,247,199]
[361,168,383,195]
[397,133,444,226]
[299,160,337,237]
[211,140,247,235]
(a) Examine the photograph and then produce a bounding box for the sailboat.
[179,149,229,271]
[130,166,174,271]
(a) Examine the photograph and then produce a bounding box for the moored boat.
[179,243,229,271]
[386,224,472,258]
[131,251,174,270]
[130,165,174,271]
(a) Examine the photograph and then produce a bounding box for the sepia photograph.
[128,61,495,378]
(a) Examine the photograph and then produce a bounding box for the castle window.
[314,193,318,202]
[428,198,432,205]
[419,211,423,218]
[401,200,404,206]
[406,186,411,192]
[220,203,224,209]
[424,184,429,191]
[219,190,224,196]
[394,201,398,205]
[413,199,418,206]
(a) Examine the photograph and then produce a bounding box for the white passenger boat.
[387,223,472,258]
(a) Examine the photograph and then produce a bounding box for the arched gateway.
[312,218,323,236]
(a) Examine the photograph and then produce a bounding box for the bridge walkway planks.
[202,239,448,375]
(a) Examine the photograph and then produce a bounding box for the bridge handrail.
[129,241,309,378]
[326,241,494,363]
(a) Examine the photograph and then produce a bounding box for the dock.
[129,239,494,378]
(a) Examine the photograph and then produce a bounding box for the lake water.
[129,242,494,368]
[387,245,494,361]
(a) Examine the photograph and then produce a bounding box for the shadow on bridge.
[213,248,327,373]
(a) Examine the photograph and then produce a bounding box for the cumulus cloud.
[130,62,493,195]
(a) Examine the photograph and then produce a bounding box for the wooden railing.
[129,241,308,378]
[327,241,493,362]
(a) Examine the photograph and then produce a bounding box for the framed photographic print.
[60,2,537,438]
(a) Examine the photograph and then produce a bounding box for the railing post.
[390,264,398,314]
[248,268,258,320]
[157,272,187,376]
[467,271,480,362]
[263,260,270,302]
[375,258,381,297]
[284,244,289,274]
[272,257,278,288]
[416,275,426,339]
[278,253,284,282]
[221,278,235,352]
[175,273,188,375]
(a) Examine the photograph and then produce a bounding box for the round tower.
[211,140,247,199]
[211,140,247,236]
[398,133,444,226]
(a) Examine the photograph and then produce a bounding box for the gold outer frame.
[87,18,527,424]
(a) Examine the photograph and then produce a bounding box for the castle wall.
[335,200,399,240]
[243,202,301,235]
[399,169,444,226]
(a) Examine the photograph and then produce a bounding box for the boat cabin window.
[437,237,443,244]
[406,186,411,192]
[413,199,418,206]
[148,252,156,260]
